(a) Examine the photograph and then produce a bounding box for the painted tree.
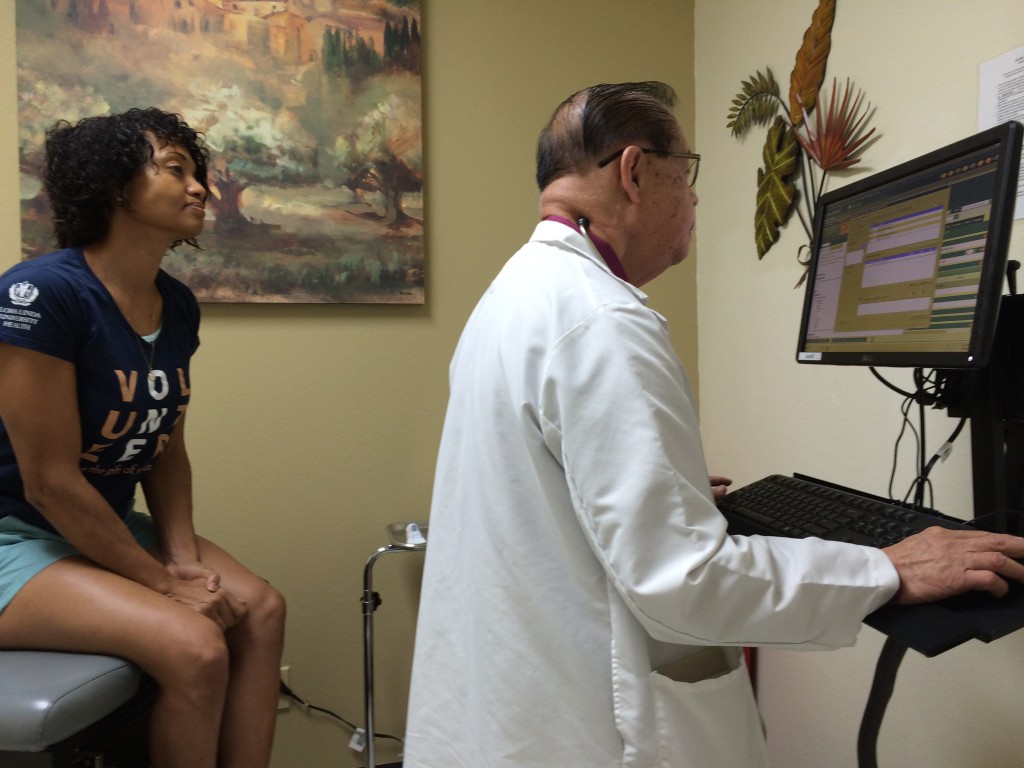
[322,26,343,76]
[335,93,422,227]
[182,86,318,233]
[343,30,383,87]
[384,15,421,73]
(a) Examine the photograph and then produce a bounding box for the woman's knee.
[245,581,287,640]
[154,617,231,695]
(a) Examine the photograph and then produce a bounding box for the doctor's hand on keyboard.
[709,475,733,502]
[882,527,1024,605]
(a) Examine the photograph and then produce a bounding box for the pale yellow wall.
[0,3,697,766]
[5,1,1023,766]
[696,1,1024,766]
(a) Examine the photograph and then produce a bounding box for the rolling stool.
[0,650,153,768]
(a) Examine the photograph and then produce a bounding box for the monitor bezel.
[795,120,1022,370]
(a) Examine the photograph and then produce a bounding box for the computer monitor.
[796,121,1022,369]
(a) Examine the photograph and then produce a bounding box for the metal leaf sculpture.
[727,69,782,138]
[789,0,835,126]
[795,78,876,171]
[755,117,798,259]
[727,0,880,272]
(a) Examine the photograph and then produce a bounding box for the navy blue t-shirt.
[0,247,200,533]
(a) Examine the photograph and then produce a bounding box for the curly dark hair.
[43,107,211,249]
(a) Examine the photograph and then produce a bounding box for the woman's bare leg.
[0,557,229,768]
[197,537,287,768]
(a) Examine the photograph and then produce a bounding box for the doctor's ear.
[618,145,645,203]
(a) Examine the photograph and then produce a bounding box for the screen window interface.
[802,145,1003,358]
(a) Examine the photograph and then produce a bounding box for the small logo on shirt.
[9,282,39,307]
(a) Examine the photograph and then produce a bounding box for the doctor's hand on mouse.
[882,527,1024,605]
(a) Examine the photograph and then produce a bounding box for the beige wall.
[10,1,1021,766]
[696,1,1024,766]
[0,3,697,766]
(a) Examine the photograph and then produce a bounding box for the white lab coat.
[404,221,899,768]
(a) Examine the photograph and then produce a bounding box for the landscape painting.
[17,0,424,303]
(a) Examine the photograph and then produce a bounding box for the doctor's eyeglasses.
[596,147,701,187]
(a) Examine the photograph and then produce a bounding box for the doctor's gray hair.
[535,81,679,191]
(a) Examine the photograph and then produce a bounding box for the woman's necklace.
[106,277,161,384]
[134,332,158,384]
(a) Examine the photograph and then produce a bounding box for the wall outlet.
[278,665,290,711]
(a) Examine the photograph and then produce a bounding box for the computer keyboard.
[717,474,974,548]
[717,474,1024,657]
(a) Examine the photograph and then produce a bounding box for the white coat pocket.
[650,649,770,768]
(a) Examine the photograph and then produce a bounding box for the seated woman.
[0,108,286,768]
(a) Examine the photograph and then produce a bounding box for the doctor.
[403,81,1024,767]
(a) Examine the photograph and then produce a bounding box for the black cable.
[903,476,934,511]
[914,371,927,509]
[857,637,909,768]
[279,680,403,743]
[902,370,968,510]
[872,366,945,408]
[916,369,937,507]
[921,417,967,481]
[907,415,967,512]
[866,368,967,767]
[878,367,930,504]
[870,367,915,400]
[887,395,910,499]
[877,368,964,510]
[889,394,920,501]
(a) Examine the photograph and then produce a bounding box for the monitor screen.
[796,121,1022,369]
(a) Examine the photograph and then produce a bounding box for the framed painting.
[16,0,424,304]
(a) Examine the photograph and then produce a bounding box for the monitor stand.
[938,289,1024,534]
[867,285,1024,656]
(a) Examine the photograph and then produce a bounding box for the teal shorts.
[0,512,158,614]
